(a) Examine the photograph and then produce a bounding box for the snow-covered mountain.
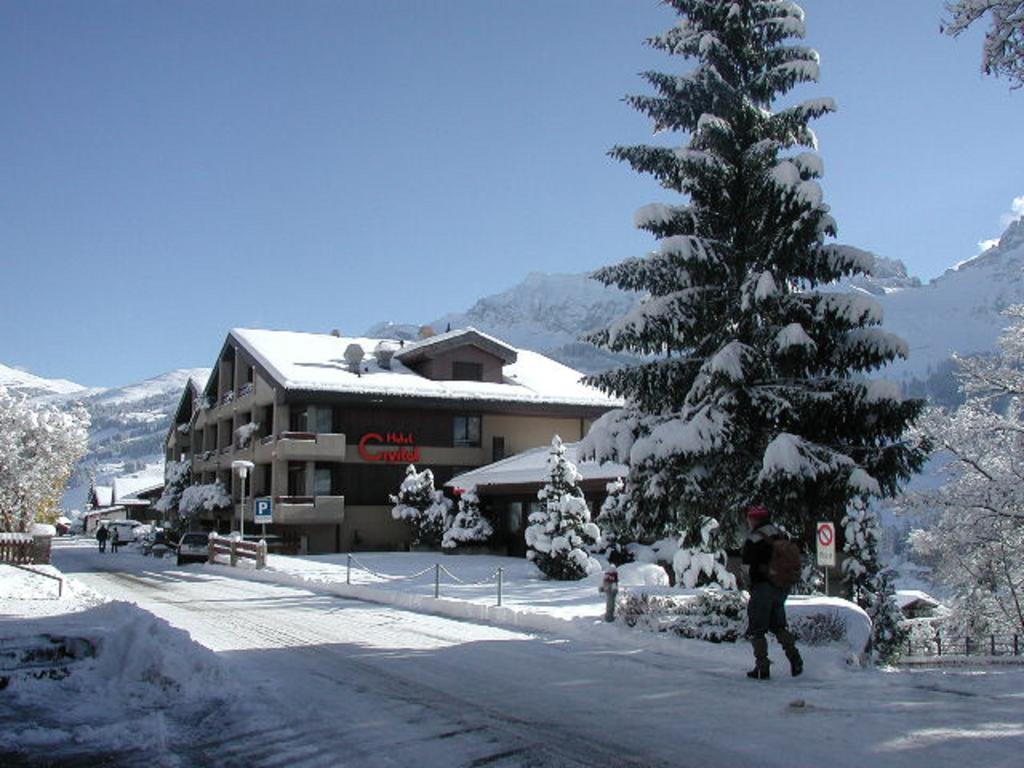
[368,218,1024,404]
[0,362,95,400]
[883,219,1024,394]
[368,272,643,374]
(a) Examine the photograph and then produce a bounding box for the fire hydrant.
[599,567,619,622]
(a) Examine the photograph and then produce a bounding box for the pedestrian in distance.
[741,504,803,680]
[96,525,109,553]
[110,528,120,554]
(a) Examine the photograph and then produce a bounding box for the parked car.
[176,532,210,566]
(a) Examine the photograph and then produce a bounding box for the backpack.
[767,536,802,589]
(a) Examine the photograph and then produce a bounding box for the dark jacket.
[742,522,782,585]
[96,526,109,542]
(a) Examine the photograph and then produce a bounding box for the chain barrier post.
[1015,635,1019,656]
[434,563,440,599]
[497,567,503,606]
[347,554,352,585]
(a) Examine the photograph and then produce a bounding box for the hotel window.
[287,462,307,496]
[453,415,481,447]
[452,361,484,381]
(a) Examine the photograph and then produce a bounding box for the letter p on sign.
[816,522,835,567]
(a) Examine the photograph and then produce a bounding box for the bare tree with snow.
[908,306,1024,637]
[943,1,1024,88]
[0,387,90,532]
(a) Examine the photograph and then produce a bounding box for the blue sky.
[2,0,1021,387]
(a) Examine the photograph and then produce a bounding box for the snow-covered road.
[45,543,1024,768]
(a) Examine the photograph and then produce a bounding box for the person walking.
[741,505,803,680]
[110,528,120,554]
[96,525,109,553]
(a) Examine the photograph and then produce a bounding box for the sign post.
[816,522,836,595]
[254,497,273,537]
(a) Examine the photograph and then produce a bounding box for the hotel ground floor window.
[453,414,481,447]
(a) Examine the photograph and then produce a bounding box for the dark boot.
[777,629,803,677]
[747,636,771,680]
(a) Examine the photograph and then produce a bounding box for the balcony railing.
[253,432,346,462]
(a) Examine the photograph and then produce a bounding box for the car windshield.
[181,534,207,545]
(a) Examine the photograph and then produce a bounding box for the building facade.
[165,327,620,554]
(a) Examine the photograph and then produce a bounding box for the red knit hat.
[746,505,771,522]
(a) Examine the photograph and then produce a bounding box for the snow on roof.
[446,442,627,490]
[93,486,114,507]
[230,328,621,409]
[894,590,942,609]
[112,467,165,502]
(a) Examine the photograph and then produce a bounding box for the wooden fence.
[0,533,35,565]
[208,535,267,569]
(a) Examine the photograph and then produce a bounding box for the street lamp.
[232,460,255,539]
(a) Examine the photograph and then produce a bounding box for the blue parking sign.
[254,497,273,524]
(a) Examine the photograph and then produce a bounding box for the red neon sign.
[358,432,421,463]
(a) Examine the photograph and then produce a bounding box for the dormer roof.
[393,327,517,366]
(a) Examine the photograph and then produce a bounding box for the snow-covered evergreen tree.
[0,387,89,532]
[943,1,1024,88]
[525,436,602,580]
[581,0,928,545]
[594,477,639,561]
[442,486,494,550]
[842,501,907,661]
[390,464,452,548]
[907,306,1024,638]
[672,515,737,589]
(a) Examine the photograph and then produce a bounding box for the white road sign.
[816,522,836,567]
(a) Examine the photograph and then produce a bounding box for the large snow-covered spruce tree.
[582,1,928,545]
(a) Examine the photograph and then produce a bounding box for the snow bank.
[0,565,238,761]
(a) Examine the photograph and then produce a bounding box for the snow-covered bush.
[234,421,259,449]
[0,387,90,532]
[525,436,602,580]
[789,612,847,646]
[672,516,737,589]
[442,486,493,550]
[390,465,452,548]
[617,589,747,643]
[178,480,231,520]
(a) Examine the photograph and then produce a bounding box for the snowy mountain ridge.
[0,362,94,399]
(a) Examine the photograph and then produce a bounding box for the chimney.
[344,343,365,375]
